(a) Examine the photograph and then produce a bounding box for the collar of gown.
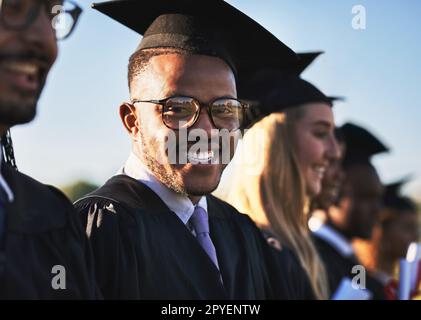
[310,215,355,258]
[117,152,207,225]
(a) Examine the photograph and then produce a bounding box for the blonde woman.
[227,73,341,299]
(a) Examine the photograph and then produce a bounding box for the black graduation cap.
[91,0,298,76]
[237,50,345,127]
[340,122,389,167]
[249,76,340,110]
[241,79,344,128]
[239,51,324,91]
[286,51,324,76]
[384,177,417,211]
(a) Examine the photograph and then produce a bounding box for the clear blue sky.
[10,0,421,199]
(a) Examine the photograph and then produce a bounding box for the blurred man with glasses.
[0,0,97,299]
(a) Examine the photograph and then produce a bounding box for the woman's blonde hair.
[227,109,329,299]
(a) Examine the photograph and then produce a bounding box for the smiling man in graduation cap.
[75,0,298,299]
[310,122,389,299]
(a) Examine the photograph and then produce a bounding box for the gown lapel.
[102,176,227,297]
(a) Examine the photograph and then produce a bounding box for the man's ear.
[120,103,139,139]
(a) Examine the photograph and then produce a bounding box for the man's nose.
[191,107,216,133]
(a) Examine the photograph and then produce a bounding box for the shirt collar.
[0,144,14,203]
[309,216,355,258]
[118,152,207,225]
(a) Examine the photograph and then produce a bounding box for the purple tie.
[190,206,220,271]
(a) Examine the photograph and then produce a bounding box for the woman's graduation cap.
[92,0,298,76]
[238,51,344,127]
[285,51,324,76]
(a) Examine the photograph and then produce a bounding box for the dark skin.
[0,0,58,135]
[312,141,346,211]
[328,163,384,240]
[120,53,239,204]
[379,210,419,263]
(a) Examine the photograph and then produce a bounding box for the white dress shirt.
[309,215,355,258]
[117,152,207,231]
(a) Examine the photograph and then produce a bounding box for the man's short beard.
[139,128,188,196]
[0,98,37,126]
[137,120,227,197]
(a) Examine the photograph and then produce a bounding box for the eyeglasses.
[0,0,82,40]
[132,96,249,131]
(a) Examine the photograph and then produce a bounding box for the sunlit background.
[10,0,421,202]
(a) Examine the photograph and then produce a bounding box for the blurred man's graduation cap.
[384,177,417,211]
[285,51,324,76]
[239,51,344,127]
[340,122,389,168]
[92,0,298,77]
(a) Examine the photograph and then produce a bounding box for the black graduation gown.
[312,235,386,300]
[75,174,281,300]
[262,230,316,300]
[0,163,98,299]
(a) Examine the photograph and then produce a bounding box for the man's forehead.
[346,164,382,189]
[139,53,235,84]
[147,53,233,75]
[346,162,376,175]
[131,53,236,100]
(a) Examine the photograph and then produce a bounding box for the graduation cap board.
[340,122,389,168]
[92,0,298,77]
[384,177,417,211]
[238,51,325,95]
[238,51,344,128]
[286,51,324,76]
